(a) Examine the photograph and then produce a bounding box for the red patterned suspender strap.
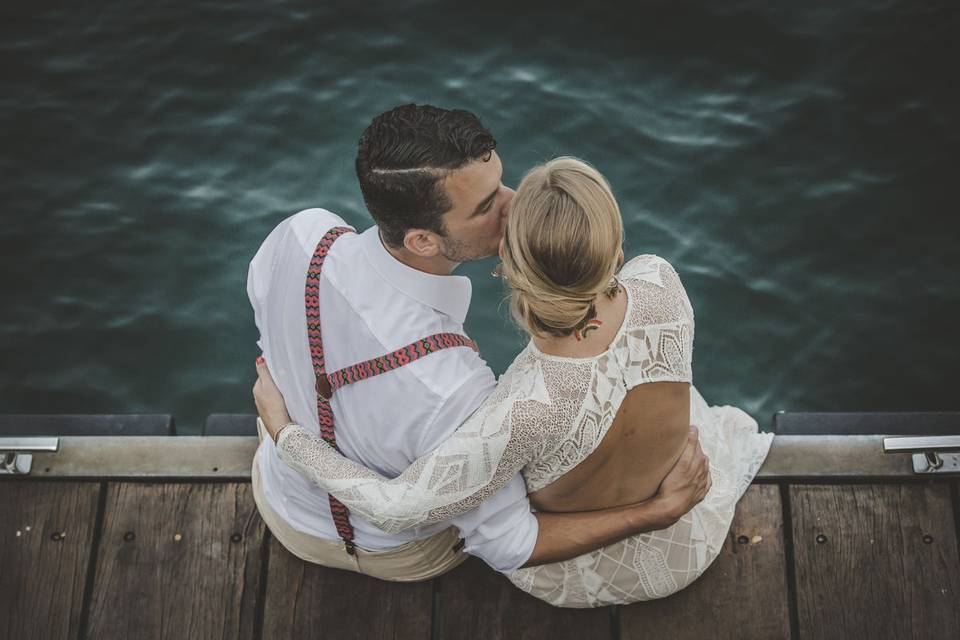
[305,226,357,553]
[327,333,478,393]
[306,226,479,552]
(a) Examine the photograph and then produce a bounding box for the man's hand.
[253,356,293,443]
[649,426,712,528]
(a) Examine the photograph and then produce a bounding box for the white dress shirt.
[247,208,538,572]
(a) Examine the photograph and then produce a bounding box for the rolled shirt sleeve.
[451,473,538,572]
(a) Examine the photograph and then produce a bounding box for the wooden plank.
[0,481,101,640]
[791,483,960,639]
[434,557,609,639]
[84,482,265,639]
[260,537,432,639]
[620,484,790,639]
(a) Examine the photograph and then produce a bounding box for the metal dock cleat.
[0,437,60,475]
[883,435,960,475]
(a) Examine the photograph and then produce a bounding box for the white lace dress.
[275,255,774,607]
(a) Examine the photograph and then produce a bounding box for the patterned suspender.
[305,227,479,555]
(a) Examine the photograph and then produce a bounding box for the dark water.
[1,1,958,433]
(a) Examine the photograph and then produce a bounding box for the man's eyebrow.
[469,187,499,218]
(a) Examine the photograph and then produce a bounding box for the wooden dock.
[2,417,959,639]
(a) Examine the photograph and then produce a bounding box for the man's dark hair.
[355,104,497,247]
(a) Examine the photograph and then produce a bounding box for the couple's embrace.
[248,104,773,608]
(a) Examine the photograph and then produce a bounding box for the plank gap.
[76,481,107,640]
[252,527,272,640]
[952,481,960,578]
[431,575,441,640]
[779,482,801,640]
[609,605,620,640]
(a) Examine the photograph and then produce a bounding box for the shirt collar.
[360,226,473,324]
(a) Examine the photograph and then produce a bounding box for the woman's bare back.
[530,381,691,512]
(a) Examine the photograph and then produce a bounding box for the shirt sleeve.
[450,474,539,572]
[248,208,352,351]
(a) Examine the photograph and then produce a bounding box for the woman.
[254,157,773,607]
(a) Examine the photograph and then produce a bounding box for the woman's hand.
[253,356,293,443]
[650,426,712,526]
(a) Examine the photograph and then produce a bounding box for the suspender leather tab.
[315,376,332,401]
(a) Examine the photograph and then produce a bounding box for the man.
[248,104,709,579]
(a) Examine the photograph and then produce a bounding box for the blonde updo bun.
[501,157,623,338]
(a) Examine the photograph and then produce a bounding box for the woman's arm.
[254,358,537,534]
[253,353,712,551]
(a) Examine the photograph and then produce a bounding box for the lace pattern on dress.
[274,254,774,607]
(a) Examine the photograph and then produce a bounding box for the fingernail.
[255,356,265,365]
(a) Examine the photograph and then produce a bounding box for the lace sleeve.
[273,378,543,534]
[617,255,694,387]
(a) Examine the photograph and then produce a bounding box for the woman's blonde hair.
[500,156,623,338]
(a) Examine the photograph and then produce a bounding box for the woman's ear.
[403,229,442,258]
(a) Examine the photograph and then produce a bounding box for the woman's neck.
[531,284,627,358]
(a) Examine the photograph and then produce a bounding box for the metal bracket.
[883,436,960,476]
[0,437,60,475]
[910,452,960,474]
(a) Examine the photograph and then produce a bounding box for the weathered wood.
[620,484,791,639]
[0,481,101,640]
[791,483,960,639]
[84,482,265,639]
[433,557,609,640]
[260,537,432,639]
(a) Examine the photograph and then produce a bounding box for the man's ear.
[403,229,443,258]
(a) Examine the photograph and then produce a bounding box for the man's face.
[437,150,514,263]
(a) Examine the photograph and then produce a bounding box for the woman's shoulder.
[618,254,693,328]
[618,254,678,286]
[614,254,695,387]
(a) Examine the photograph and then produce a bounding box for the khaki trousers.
[252,417,467,582]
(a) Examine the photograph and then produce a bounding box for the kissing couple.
[248,103,773,607]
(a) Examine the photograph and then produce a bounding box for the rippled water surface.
[1,1,957,433]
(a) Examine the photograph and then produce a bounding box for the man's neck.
[380,232,459,276]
